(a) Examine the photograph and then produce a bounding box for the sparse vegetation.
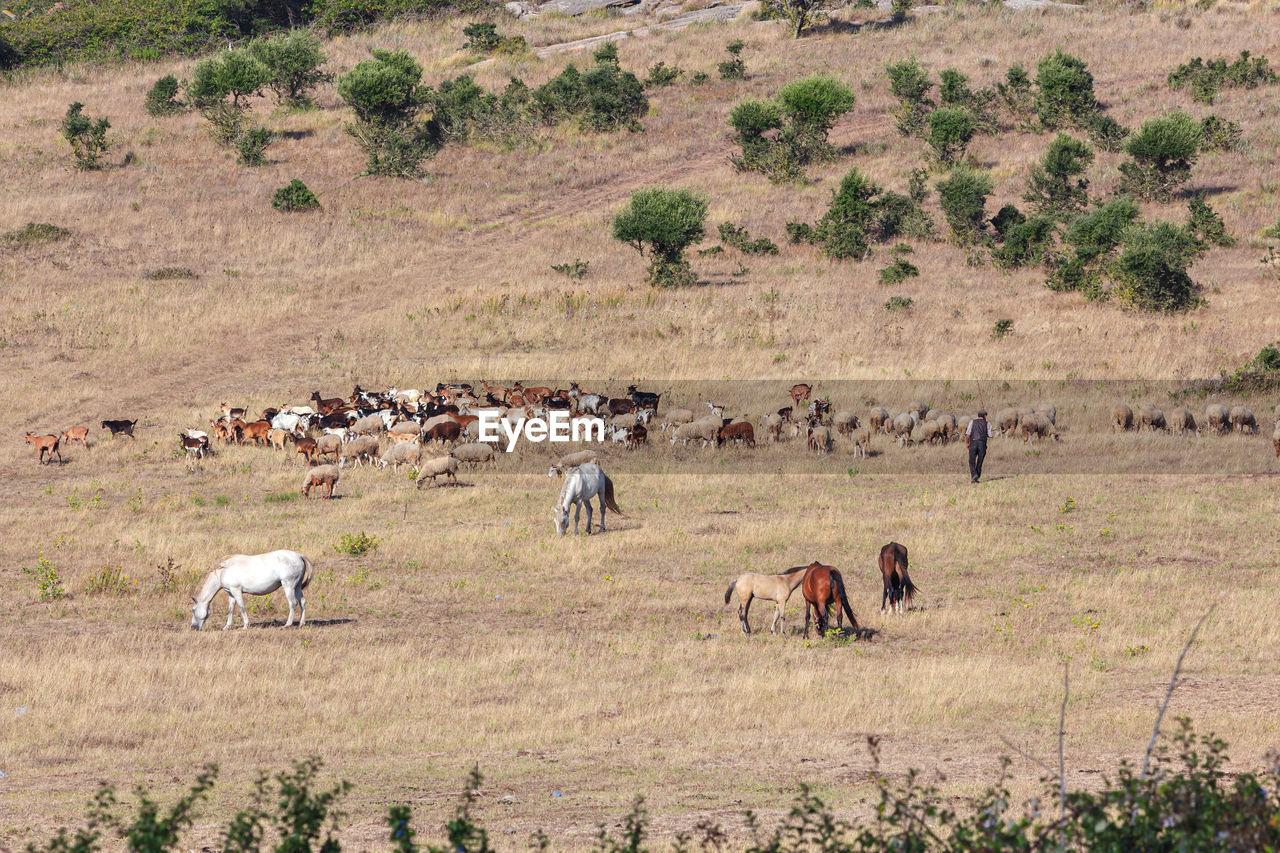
[1198,114,1242,151]
[551,259,590,278]
[4,222,70,245]
[22,554,64,600]
[992,317,1013,339]
[462,21,526,56]
[1168,50,1276,104]
[272,178,320,212]
[144,266,198,280]
[334,531,380,556]
[883,294,913,310]
[61,102,111,169]
[718,222,778,256]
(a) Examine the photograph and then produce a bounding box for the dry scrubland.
[4,1,1280,849]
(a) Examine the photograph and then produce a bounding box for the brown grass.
[3,2,1280,849]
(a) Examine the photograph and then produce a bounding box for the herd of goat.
[21,383,1280,476]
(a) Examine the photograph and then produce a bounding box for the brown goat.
[718,421,756,448]
[61,425,90,449]
[294,437,318,465]
[26,433,62,464]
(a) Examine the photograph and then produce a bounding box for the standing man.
[966,408,994,483]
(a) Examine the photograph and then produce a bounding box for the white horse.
[553,462,623,536]
[191,550,313,630]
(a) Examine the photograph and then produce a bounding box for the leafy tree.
[728,76,853,182]
[766,0,841,38]
[337,48,437,177]
[925,107,975,165]
[145,75,187,116]
[249,30,332,108]
[1113,220,1202,311]
[1118,109,1200,202]
[612,188,707,287]
[885,56,933,136]
[60,102,110,169]
[188,48,269,145]
[1024,133,1093,220]
[1034,49,1097,129]
[936,165,994,245]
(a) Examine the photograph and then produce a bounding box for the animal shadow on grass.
[1182,184,1236,199]
[277,129,314,141]
[253,617,356,629]
[421,480,475,489]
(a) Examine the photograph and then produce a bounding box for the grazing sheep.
[718,421,756,448]
[808,424,832,453]
[380,441,421,471]
[994,408,1020,436]
[1139,405,1167,432]
[416,455,459,487]
[762,413,783,443]
[340,435,380,468]
[914,420,942,445]
[957,415,972,436]
[832,411,859,436]
[422,414,457,433]
[302,464,340,499]
[1016,406,1036,427]
[351,413,386,438]
[868,406,890,434]
[549,449,599,477]
[672,417,721,447]
[1273,421,1280,458]
[659,409,694,433]
[1168,407,1197,436]
[1034,403,1057,425]
[1020,413,1059,442]
[1205,404,1230,435]
[1112,404,1134,432]
[1229,405,1257,434]
[933,412,957,442]
[389,420,421,437]
[451,442,497,469]
[849,426,871,458]
[891,413,915,446]
[315,433,342,461]
[907,400,930,420]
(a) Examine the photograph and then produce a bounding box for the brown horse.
[724,566,808,635]
[801,562,859,638]
[878,542,918,614]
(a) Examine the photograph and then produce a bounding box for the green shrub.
[461,21,525,56]
[612,187,707,287]
[61,102,110,169]
[1034,49,1097,129]
[883,294,913,310]
[885,56,934,136]
[728,75,853,181]
[1198,114,1242,151]
[551,259,590,278]
[1024,132,1093,220]
[1185,195,1233,248]
[1112,220,1202,311]
[22,555,64,600]
[992,214,1056,269]
[1117,109,1200,202]
[790,169,930,261]
[4,222,70,245]
[236,126,274,166]
[145,75,187,116]
[529,53,647,132]
[890,0,911,21]
[1083,111,1129,153]
[995,62,1034,125]
[1168,50,1276,104]
[938,67,996,132]
[144,267,198,280]
[879,258,919,285]
[338,49,438,177]
[718,222,779,255]
[188,48,268,145]
[643,61,682,88]
[273,178,320,212]
[936,165,994,245]
[992,317,1013,338]
[925,106,976,165]
[249,30,332,108]
[334,531,380,556]
[689,71,709,85]
[717,39,746,80]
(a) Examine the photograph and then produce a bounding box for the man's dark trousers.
[968,441,987,482]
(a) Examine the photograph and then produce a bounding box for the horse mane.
[779,565,808,576]
[555,467,581,509]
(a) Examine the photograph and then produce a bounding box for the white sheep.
[416,455,459,486]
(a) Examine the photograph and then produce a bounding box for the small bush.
[728,75,854,181]
[1185,195,1233,248]
[4,222,70,245]
[996,63,1034,125]
[717,40,746,80]
[1113,220,1202,311]
[1083,111,1129,153]
[883,294,913,310]
[273,179,320,212]
[338,49,438,177]
[551,259,590,278]
[925,106,976,165]
[530,54,648,133]
[145,75,187,116]
[879,258,919,285]
[83,565,138,595]
[236,127,274,166]
[249,30,332,108]
[992,318,1013,339]
[644,61,682,88]
[61,102,110,169]
[718,222,778,255]
[1034,49,1097,129]
[936,165,994,245]
[188,48,268,145]
[144,267,198,280]
[1024,132,1093,220]
[1198,114,1242,151]
[612,187,707,287]
[885,56,933,137]
[1118,109,1200,202]
[334,531,380,556]
[1168,50,1276,104]
[890,0,911,21]
[22,555,64,600]
[992,214,1056,269]
[689,71,709,85]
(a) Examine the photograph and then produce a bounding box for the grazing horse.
[801,562,859,638]
[724,566,808,635]
[553,462,622,536]
[191,550,313,630]
[879,542,918,614]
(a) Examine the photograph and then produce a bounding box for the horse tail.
[899,564,918,606]
[833,570,859,630]
[603,475,623,515]
[300,553,314,590]
[725,576,738,605]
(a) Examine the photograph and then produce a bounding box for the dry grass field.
[3,0,1280,849]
